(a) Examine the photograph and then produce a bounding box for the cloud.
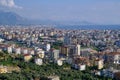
[0,0,22,9]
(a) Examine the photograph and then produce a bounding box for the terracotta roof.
[106,52,120,55]
[24,54,31,56]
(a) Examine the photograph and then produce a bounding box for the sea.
[56,25,120,30]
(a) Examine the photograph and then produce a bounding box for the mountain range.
[0,11,27,25]
[0,10,93,25]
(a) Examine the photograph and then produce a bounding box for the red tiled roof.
[24,54,31,56]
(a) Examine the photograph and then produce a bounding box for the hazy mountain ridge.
[0,11,93,25]
[0,11,27,25]
[0,11,120,30]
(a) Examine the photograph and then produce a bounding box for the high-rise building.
[60,44,81,57]
[75,44,81,56]
[60,46,69,57]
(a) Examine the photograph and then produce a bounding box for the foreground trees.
[0,52,112,80]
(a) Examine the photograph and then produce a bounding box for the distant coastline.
[56,25,120,30]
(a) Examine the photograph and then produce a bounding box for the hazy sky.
[0,0,120,24]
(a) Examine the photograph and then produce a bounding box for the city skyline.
[0,0,120,24]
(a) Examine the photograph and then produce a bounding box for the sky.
[0,0,120,24]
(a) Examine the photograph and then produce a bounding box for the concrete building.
[46,43,51,51]
[35,58,43,66]
[14,47,21,54]
[7,46,12,53]
[57,59,63,66]
[60,44,81,57]
[22,48,28,54]
[95,59,104,69]
[77,64,86,71]
[36,49,45,58]
[0,38,4,43]
[24,54,32,62]
[60,46,69,57]
[29,49,35,55]
[66,58,73,64]
[73,64,86,71]
[51,50,59,60]
[75,44,81,56]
